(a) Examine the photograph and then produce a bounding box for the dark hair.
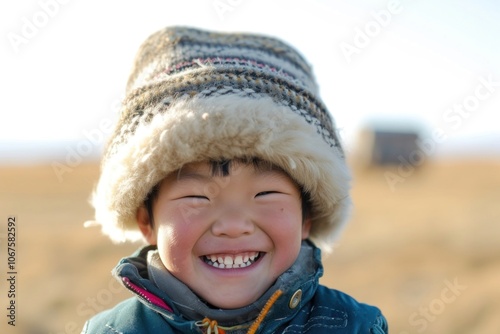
[144,183,160,228]
[143,158,311,227]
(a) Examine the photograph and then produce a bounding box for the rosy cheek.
[157,205,206,257]
[260,204,299,223]
[157,216,192,248]
[157,226,188,272]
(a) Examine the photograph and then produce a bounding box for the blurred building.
[354,126,422,168]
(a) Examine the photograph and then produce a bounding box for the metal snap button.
[289,289,302,309]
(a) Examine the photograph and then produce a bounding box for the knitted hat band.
[92,27,351,252]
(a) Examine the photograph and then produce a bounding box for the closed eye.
[183,195,209,200]
[255,191,280,197]
[172,195,209,201]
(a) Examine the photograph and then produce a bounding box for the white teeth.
[204,252,261,269]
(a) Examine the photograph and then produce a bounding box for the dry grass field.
[0,157,499,333]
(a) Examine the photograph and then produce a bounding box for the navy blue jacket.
[82,243,388,333]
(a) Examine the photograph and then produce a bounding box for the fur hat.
[91,26,351,252]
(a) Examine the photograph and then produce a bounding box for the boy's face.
[137,161,311,309]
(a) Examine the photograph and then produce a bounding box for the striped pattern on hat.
[91,26,351,252]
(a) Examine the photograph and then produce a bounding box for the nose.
[211,208,255,237]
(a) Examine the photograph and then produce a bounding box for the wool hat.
[91,26,351,252]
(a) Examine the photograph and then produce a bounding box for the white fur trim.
[92,95,351,252]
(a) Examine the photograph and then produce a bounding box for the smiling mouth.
[202,251,263,269]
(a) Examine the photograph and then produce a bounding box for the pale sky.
[1,0,499,162]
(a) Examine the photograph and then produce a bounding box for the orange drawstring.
[195,289,283,334]
[247,289,283,334]
[197,317,226,334]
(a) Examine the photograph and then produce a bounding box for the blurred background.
[1,0,499,333]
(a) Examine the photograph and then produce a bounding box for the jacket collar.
[113,240,323,329]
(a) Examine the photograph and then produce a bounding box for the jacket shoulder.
[309,285,388,333]
[81,297,175,334]
[276,285,387,333]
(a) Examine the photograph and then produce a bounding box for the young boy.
[83,26,388,333]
